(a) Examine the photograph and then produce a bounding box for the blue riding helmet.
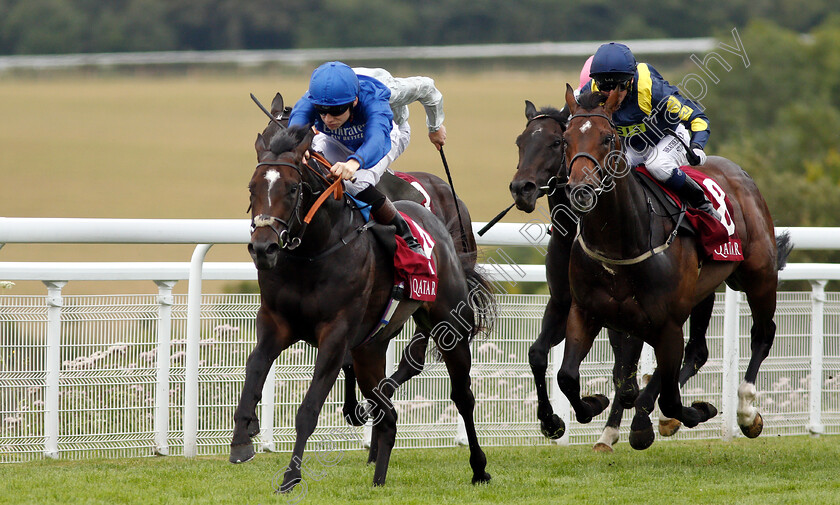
[589,42,637,79]
[305,61,360,106]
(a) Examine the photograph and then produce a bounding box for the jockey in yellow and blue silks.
[288,61,424,254]
[578,42,719,219]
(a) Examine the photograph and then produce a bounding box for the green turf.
[2,436,838,505]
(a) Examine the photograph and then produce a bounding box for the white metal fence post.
[184,244,212,457]
[808,280,827,436]
[260,363,276,453]
[721,287,740,441]
[549,343,570,445]
[43,280,66,459]
[153,280,176,456]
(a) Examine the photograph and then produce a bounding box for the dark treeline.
[0,0,836,55]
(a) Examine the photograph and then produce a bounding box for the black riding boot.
[676,176,721,220]
[356,186,424,255]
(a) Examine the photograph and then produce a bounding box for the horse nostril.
[265,242,281,256]
[511,180,537,196]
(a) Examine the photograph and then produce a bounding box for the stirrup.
[402,235,425,255]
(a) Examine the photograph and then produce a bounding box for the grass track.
[2,436,839,505]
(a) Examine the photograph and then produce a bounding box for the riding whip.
[477,203,515,236]
[439,147,470,255]
[663,128,700,166]
[250,93,285,130]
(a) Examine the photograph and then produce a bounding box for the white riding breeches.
[625,123,691,183]
[311,121,412,196]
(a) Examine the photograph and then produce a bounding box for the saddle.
[633,166,743,261]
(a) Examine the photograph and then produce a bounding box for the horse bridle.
[250,160,309,251]
[565,112,623,192]
[565,111,685,265]
[524,113,569,193]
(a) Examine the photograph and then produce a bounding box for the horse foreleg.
[352,346,397,487]
[230,311,291,464]
[353,329,431,466]
[438,335,491,485]
[341,361,367,427]
[557,303,609,424]
[530,298,568,440]
[654,326,717,433]
[594,330,643,452]
[658,292,716,437]
[279,328,347,494]
[629,367,661,450]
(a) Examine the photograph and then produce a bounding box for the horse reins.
[251,154,345,251]
[566,111,685,265]
[478,113,568,237]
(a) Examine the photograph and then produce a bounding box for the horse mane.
[268,124,311,155]
[535,105,567,123]
[576,91,608,112]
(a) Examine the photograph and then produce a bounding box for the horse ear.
[255,133,268,156]
[292,126,316,160]
[564,84,577,115]
[525,100,537,120]
[270,93,284,117]
[604,89,622,116]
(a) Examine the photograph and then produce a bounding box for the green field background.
[0,69,576,295]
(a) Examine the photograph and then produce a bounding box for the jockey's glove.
[689,143,707,166]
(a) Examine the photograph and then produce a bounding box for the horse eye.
[552,139,563,148]
[289,183,298,195]
[604,135,614,145]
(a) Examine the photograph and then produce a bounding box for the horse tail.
[775,230,793,272]
[459,251,498,342]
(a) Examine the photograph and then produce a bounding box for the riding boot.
[675,176,721,220]
[356,186,425,255]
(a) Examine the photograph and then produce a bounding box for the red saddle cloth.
[636,166,743,262]
[393,212,438,301]
[394,172,434,212]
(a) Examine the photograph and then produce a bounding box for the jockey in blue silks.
[578,42,719,219]
[289,61,439,254]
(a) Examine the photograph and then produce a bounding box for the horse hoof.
[539,414,566,440]
[658,417,682,437]
[247,418,260,438]
[691,401,718,422]
[276,476,301,494]
[629,426,655,450]
[343,406,366,427]
[472,472,492,485]
[739,411,764,438]
[229,443,256,464]
[592,442,614,453]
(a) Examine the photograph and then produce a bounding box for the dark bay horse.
[557,85,792,445]
[510,100,718,450]
[231,125,493,490]
[258,92,482,428]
